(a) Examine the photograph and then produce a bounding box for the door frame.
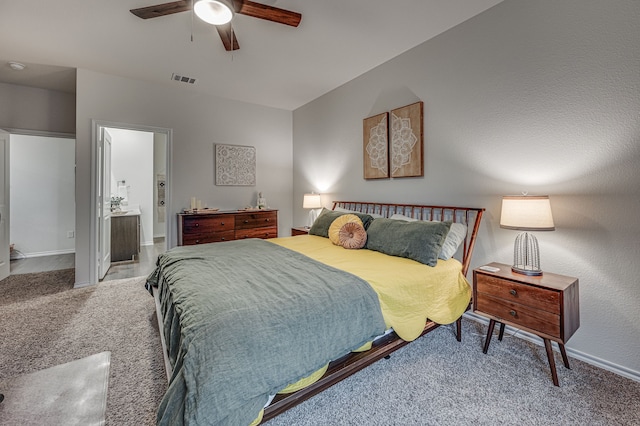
[90,120,172,285]
[0,129,9,281]
[98,128,112,279]
[1,128,76,280]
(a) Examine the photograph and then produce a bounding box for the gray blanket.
[147,238,386,425]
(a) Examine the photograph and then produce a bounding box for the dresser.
[473,262,579,386]
[178,209,278,246]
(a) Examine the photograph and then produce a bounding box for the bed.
[146,201,484,425]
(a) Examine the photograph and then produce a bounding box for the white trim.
[463,311,640,383]
[13,249,75,259]
[2,128,75,139]
[90,120,173,286]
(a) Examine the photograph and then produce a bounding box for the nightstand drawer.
[476,294,560,338]
[476,275,560,314]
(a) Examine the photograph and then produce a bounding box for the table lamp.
[303,192,322,228]
[500,195,555,276]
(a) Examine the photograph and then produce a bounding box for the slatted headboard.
[331,201,485,276]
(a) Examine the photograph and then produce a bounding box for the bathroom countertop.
[111,208,141,217]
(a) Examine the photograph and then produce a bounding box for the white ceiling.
[0,0,503,110]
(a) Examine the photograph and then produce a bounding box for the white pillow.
[334,206,384,218]
[389,214,467,260]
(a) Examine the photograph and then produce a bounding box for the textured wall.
[75,69,293,286]
[293,0,640,376]
[0,83,75,134]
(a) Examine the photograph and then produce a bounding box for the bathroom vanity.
[111,209,141,262]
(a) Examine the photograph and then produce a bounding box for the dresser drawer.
[182,216,234,233]
[476,275,560,314]
[178,210,278,246]
[235,211,277,230]
[476,294,560,338]
[235,227,278,240]
[182,230,235,245]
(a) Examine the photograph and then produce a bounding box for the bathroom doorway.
[92,121,171,283]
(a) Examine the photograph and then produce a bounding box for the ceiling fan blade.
[216,23,240,51]
[130,0,191,19]
[238,0,302,27]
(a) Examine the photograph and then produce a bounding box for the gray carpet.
[0,351,111,425]
[0,268,74,305]
[1,272,639,425]
[0,272,165,425]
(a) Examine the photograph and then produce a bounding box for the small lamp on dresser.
[302,192,322,228]
[500,195,555,276]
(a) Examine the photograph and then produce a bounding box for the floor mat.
[0,352,110,426]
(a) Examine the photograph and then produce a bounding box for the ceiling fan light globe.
[194,0,234,25]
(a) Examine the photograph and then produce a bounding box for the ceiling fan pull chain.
[190,0,194,42]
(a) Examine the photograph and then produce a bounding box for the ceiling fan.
[130,0,302,51]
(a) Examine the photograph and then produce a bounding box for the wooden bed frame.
[152,201,484,423]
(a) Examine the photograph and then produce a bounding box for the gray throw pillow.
[365,218,452,267]
[309,208,374,238]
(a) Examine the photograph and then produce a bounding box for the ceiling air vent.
[171,73,197,85]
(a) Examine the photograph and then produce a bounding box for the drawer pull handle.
[194,223,199,227]
[266,218,270,222]
[244,220,249,223]
[221,238,226,241]
[510,289,517,296]
[509,310,517,317]
[195,240,200,244]
[221,222,224,225]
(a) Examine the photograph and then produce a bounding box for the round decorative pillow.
[339,222,367,249]
[328,214,363,245]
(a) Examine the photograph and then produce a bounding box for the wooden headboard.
[332,201,484,276]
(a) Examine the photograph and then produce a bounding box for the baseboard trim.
[463,311,640,383]
[14,249,75,259]
[73,280,93,289]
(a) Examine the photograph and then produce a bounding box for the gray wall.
[292,0,640,377]
[10,134,76,257]
[0,82,75,134]
[75,69,293,286]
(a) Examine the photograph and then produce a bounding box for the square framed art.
[215,144,256,186]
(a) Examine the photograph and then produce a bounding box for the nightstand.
[291,227,310,236]
[473,262,579,386]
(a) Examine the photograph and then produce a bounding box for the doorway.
[7,132,76,276]
[91,121,171,284]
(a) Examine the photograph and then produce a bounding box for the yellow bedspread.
[271,235,471,341]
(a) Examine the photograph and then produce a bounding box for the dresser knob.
[266,218,270,222]
[221,238,226,241]
[221,222,224,225]
[194,223,199,227]
[509,310,517,317]
[510,289,517,296]
[244,220,249,223]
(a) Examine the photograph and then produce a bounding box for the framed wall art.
[390,101,423,178]
[215,144,256,186]
[363,112,389,179]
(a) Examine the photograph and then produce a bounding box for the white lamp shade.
[194,0,234,25]
[500,195,555,231]
[303,193,322,209]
